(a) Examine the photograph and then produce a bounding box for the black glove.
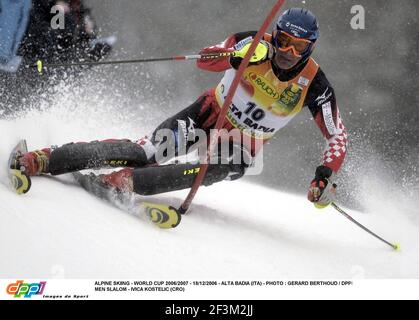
[307,165,336,208]
[87,36,116,62]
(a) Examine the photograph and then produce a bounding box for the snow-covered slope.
[1,104,418,279]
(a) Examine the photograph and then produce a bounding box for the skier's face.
[272,30,312,70]
[273,49,302,70]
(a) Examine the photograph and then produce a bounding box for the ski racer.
[12,8,348,208]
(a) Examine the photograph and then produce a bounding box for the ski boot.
[13,149,51,176]
[8,140,33,194]
[99,168,134,193]
[73,168,182,229]
[72,168,134,201]
[9,148,51,194]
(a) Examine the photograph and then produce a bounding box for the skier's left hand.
[307,165,336,209]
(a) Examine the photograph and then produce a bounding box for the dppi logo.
[6,280,46,298]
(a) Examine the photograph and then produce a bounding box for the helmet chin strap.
[272,52,303,70]
[271,53,308,82]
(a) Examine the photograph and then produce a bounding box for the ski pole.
[331,202,400,251]
[33,52,235,73]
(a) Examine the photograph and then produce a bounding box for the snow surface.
[1,103,418,279]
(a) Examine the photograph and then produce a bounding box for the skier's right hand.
[233,40,276,64]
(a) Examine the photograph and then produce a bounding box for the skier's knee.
[223,143,253,181]
[226,162,248,181]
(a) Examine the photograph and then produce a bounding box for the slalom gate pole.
[331,202,400,251]
[178,0,286,214]
[33,52,235,73]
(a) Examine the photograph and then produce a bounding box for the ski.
[72,172,181,229]
[7,139,32,195]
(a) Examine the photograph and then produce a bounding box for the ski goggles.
[273,30,312,57]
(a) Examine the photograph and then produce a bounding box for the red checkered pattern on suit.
[322,110,347,172]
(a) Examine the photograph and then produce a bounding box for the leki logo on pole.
[6,280,46,298]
